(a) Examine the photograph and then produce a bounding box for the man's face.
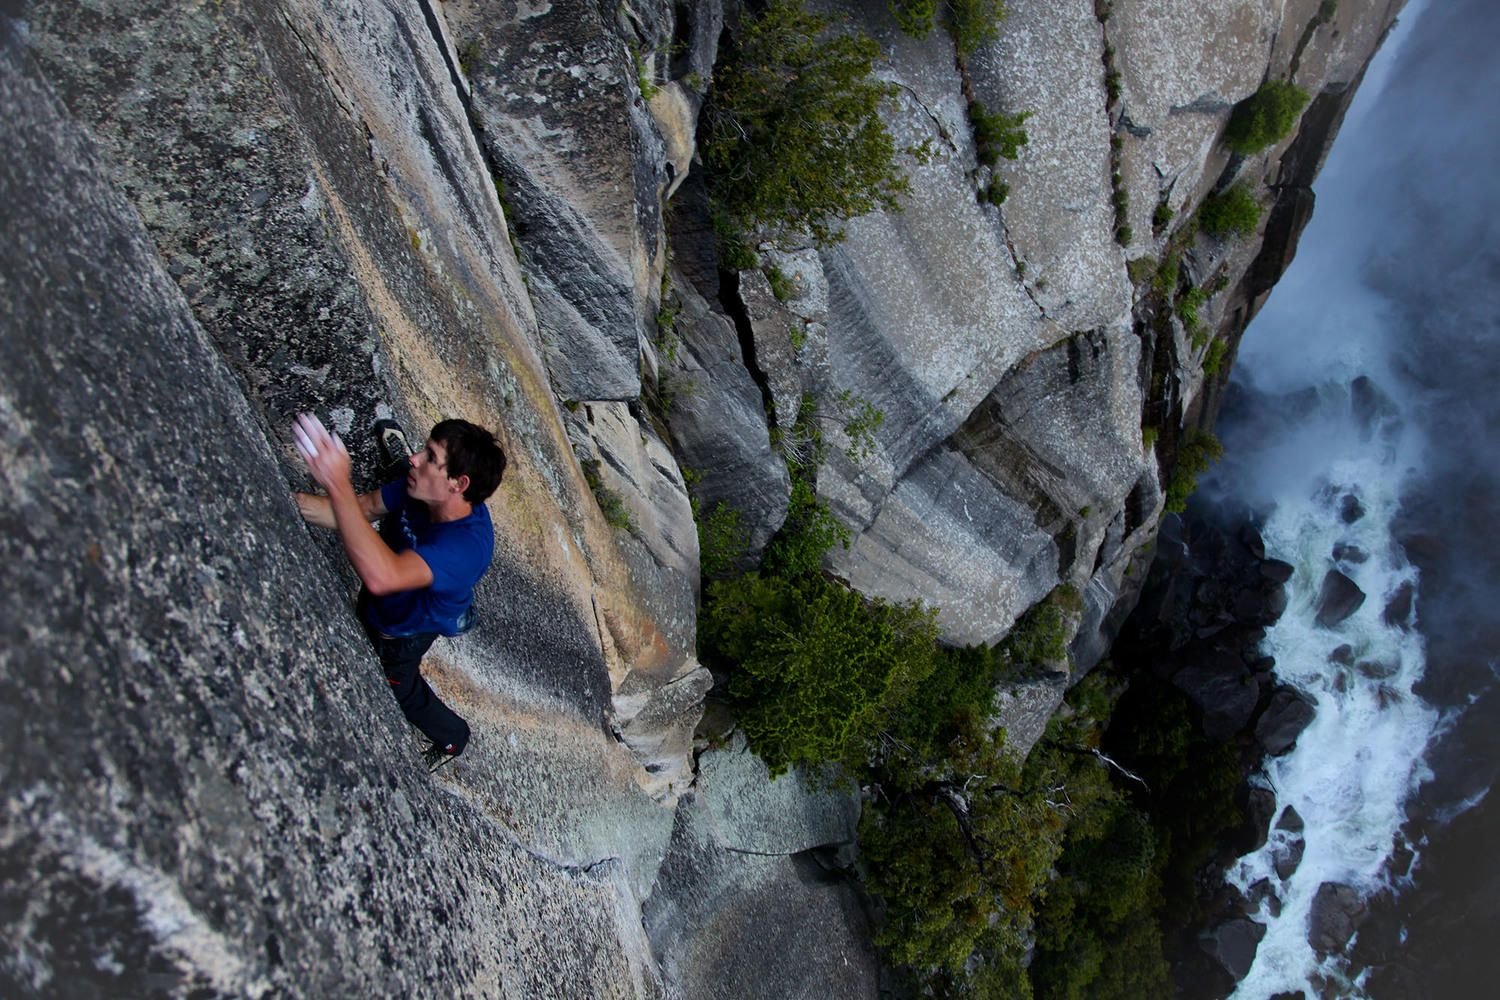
[407,438,459,504]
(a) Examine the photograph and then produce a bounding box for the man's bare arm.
[294,489,387,529]
[291,414,429,595]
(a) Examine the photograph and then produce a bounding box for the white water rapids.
[1207,3,1461,995]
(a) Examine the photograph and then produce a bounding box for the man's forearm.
[326,483,404,593]
[295,492,337,529]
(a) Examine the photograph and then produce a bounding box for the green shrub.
[1152,200,1174,235]
[580,458,634,531]
[1164,429,1223,513]
[1199,184,1262,237]
[1223,80,1310,154]
[834,388,885,462]
[997,585,1079,671]
[766,264,795,303]
[762,478,851,578]
[983,179,1010,206]
[890,0,940,37]
[972,101,1030,165]
[699,501,749,579]
[1175,286,1206,332]
[702,572,938,774]
[947,0,1008,57]
[1151,252,1180,298]
[1202,337,1229,377]
[862,674,1121,996]
[702,1,908,246]
[1115,225,1133,246]
[891,0,1007,56]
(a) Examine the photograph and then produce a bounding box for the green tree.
[702,0,908,246]
[701,572,938,774]
[1223,80,1310,154]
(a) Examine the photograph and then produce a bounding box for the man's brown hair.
[430,419,506,504]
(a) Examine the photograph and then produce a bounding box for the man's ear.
[452,473,471,497]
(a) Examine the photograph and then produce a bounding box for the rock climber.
[291,412,506,771]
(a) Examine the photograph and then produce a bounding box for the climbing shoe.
[422,741,460,774]
[374,418,413,475]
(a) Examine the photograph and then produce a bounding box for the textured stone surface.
[0,39,664,995]
[441,0,673,400]
[660,272,791,560]
[991,674,1069,763]
[969,0,1129,326]
[696,736,861,856]
[642,797,879,1000]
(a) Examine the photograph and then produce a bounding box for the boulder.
[1339,494,1367,524]
[1383,580,1416,628]
[1173,650,1261,739]
[661,274,791,561]
[1308,882,1369,955]
[1241,786,1280,853]
[445,0,675,400]
[1276,805,1305,833]
[1356,658,1400,680]
[1255,687,1317,756]
[1314,569,1366,627]
[1332,542,1368,564]
[1260,558,1295,583]
[695,735,861,856]
[1201,917,1267,982]
[643,797,879,1000]
[1274,836,1307,881]
[991,674,1070,763]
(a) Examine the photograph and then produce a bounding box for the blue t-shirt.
[363,479,494,637]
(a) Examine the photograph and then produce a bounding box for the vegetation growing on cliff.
[1164,429,1224,513]
[892,0,1008,57]
[701,0,908,247]
[1224,79,1310,154]
[1200,184,1263,237]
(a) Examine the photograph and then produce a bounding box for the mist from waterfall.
[1204,0,1500,993]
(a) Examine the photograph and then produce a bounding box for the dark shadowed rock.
[1357,658,1399,679]
[1202,918,1267,981]
[1383,581,1415,628]
[1260,558,1295,583]
[1242,787,1280,853]
[1315,570,1366,626]
[1264,584,1290,621]
[1173,650,1262,739]
[1256,687,1317,755]
[1275,837,1306,880]
[1329,644,1355,665]
[1332,542,1368,564]
[1276,805,1305,833]
[1308,882,1369,955]
[1240,525,1267,559]
[1339,494,1367,524]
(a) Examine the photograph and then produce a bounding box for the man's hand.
[292,412,352,494]
[294,491,336,528]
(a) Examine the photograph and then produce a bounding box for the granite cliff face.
[1,0,1398,994]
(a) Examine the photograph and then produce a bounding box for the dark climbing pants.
[363,626,471,755]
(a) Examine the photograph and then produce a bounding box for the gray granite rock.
[642,796,878,1000]
[695,735,861,856]
[442,0,675,400]
[991,674,1069,763]
[661,274,791,561]
[0,41,667,995]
